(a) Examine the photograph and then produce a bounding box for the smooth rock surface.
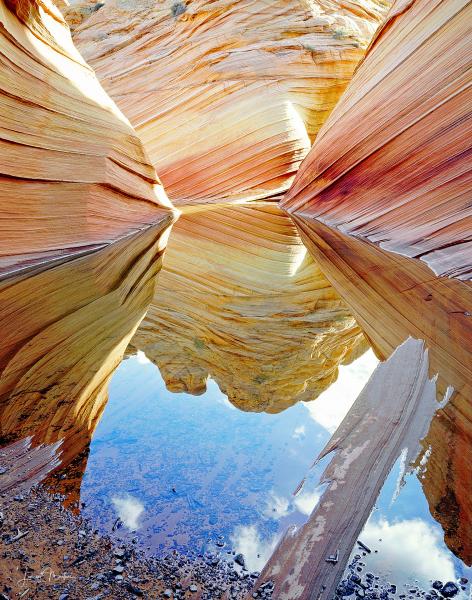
[67,0,389,205]
[0,0,173,274]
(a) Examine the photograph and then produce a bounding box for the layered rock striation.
[281,0,472,280]
[0,0,173,274]
[280,0,472,565]
[131,202,368,412]
[67,0,388,205]
[0,221,173,490]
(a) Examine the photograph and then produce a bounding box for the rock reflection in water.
[0,220,173,500]
[79,349,377,566]
[131,202,369,413]
[291,215,472,568]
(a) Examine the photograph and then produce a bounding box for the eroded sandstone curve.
[67,0,389,205]
[281,0,472,280]
[0,221,173,492]
[131,202,368,412]
[0,0,173,274]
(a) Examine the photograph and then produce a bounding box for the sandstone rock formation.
[68,0,389,205]
[0,221,172,487]
[423,402,472,565]
[280,0,472,564]
[0,0,173,275]
[281,0,472,280]
[131,202,368,412]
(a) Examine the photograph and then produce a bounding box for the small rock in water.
[234,553,246,568]
[440,583,459,598]
[432,582,443,591]
[459,578,468,585]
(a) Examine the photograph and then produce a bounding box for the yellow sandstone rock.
[68,0,389,205]
[0,0,174,274]
[0,221,173,476]
[131,202,368,412]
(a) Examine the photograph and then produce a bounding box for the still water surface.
[0,211,470,596]
[79,350,472,590]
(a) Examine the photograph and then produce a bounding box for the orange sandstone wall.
[282,0,472,280]
[68,0,389,205]
[0,0,173,274]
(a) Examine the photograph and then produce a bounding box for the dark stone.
[171,2,186,18]
[432,582,443,591]
[440,583,459,598]
[234,554,246,568]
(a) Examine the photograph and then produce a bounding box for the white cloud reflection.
[361,517,455,587]
[292,425,306,440]
[136,350,151,365]
[306,349,379,433]
[263,492,291,519]
[111,495,145,530]
[293,489,322,516]
[230,525,281,571]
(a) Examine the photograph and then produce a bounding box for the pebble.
[440,582,459,598]
[234,553,246,568]
[189,585,198,593]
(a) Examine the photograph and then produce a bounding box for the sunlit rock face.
[67,0,388,205]
[131,203,368,412]
[281,0,472,281]
[0,220,173,496]
[0,0,173,274]
[280,0,472,565]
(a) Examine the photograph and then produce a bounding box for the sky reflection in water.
[80,349,471,586]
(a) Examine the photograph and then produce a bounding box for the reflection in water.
[362,518,456,586]
[293,215,472,568]
[79,353,334,563]
[131,203,369,413]
[0,220,172,500]
[353,460,472,592]
[112,495,145,531]
[0,203,470,591]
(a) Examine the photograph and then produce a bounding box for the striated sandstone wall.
[281,0,472,280]
[280,0,472,565]
[67,0,389,205]
[0,0,173,274]
[131,202,368,412]
[0,221,173,483]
